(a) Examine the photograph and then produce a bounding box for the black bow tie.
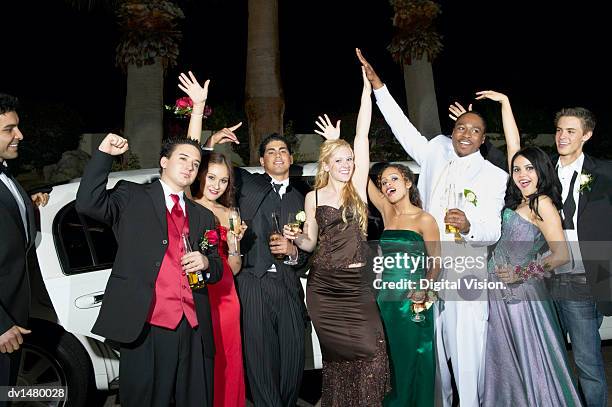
[0,164,10,177]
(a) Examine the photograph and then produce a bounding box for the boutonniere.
[579,171,594,194]
[463,189,478,206]
[199,229,220,253]
[296,211,306,223]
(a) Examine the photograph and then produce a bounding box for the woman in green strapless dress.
[368,164,441,407]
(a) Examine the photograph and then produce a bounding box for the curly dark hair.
[376,163,422,208]
[192,152,236,208]
[504,146,562,220]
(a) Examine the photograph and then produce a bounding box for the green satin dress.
[376,230,435,407]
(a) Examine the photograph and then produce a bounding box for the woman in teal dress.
[368,164,441,407]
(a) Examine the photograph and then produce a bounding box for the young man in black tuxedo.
[550,107,612,407]
[0,94,37,406]
[76,134,223,407]
[204,131,309,406]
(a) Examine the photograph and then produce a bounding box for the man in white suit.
[358,49,507,407]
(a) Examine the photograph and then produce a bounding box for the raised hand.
[98,133,129,156]
[206,122,242,148]
[314,114,340,140]
[178,71,210,106]
[475,90,509,104]
[448,101,472,121]
[356,48,384,90]
[232,221,248,240]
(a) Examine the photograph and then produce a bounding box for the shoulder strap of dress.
[315,189,318,207]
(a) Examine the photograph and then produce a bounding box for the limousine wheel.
[18,321,93,406]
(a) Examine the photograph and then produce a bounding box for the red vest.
[147,204,198,329]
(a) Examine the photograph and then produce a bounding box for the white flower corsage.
[464,189,478,206]
[578,171,593,194]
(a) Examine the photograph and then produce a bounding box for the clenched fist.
[99,133,129,156]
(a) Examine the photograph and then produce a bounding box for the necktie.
[562,171,578,230]
[272,183,282,195]
[170,194,185,233]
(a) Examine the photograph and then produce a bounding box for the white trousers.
[435,300,488,407]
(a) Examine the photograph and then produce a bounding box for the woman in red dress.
[180,71,247,407]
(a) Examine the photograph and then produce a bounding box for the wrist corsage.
[514,261,551,281]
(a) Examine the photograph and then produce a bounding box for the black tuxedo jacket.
[235,168,309,278]
[0,171,36,334]
[571,154,612,315]
[75,151,223,354]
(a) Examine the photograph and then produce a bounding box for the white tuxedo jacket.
[373,85,508,246]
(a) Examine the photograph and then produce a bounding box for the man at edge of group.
[550,107,612,407]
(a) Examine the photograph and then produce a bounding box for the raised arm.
[177,71,210,142]
[356,48,430,165]
[352,66,372,201]
[368,178,389,216]
[75,134,131,224]
[475,91,520,171]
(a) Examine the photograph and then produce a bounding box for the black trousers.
[0,350,21,407]
[237,271,305,407]
[119,318,213,407]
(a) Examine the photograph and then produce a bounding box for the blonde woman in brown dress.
[285,59,389,406]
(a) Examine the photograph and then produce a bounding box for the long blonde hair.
[313,140,368,235]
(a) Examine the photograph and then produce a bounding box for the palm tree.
[68,0,184,168]
[245,0,284,165]
[388,0,443,139]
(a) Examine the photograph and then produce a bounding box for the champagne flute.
[410,296,426,323]
[445,184,459,236]
[228,207,242,257]
[269,212,285,260]
[182,233,205,289]
[453,191,465,242]
[283,212,300,265]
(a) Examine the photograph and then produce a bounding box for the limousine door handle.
[74,292,105,309]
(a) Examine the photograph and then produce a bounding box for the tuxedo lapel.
[577,154,596,218]
[0,177,27,244]
[146,181,169,237]
[186,199,201,248]
[13,177,36,247]
[239,172,275,221]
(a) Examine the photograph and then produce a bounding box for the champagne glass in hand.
[445,184,459,236]
[228,207,242,257]
[269,212,285,260]
[283,212,300,265]
[409,291,427,323]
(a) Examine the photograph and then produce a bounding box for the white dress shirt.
[159,179,186,215]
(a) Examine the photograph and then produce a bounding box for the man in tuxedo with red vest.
[76,134,222,407]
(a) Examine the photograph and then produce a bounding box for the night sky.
[2,1,609,147]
